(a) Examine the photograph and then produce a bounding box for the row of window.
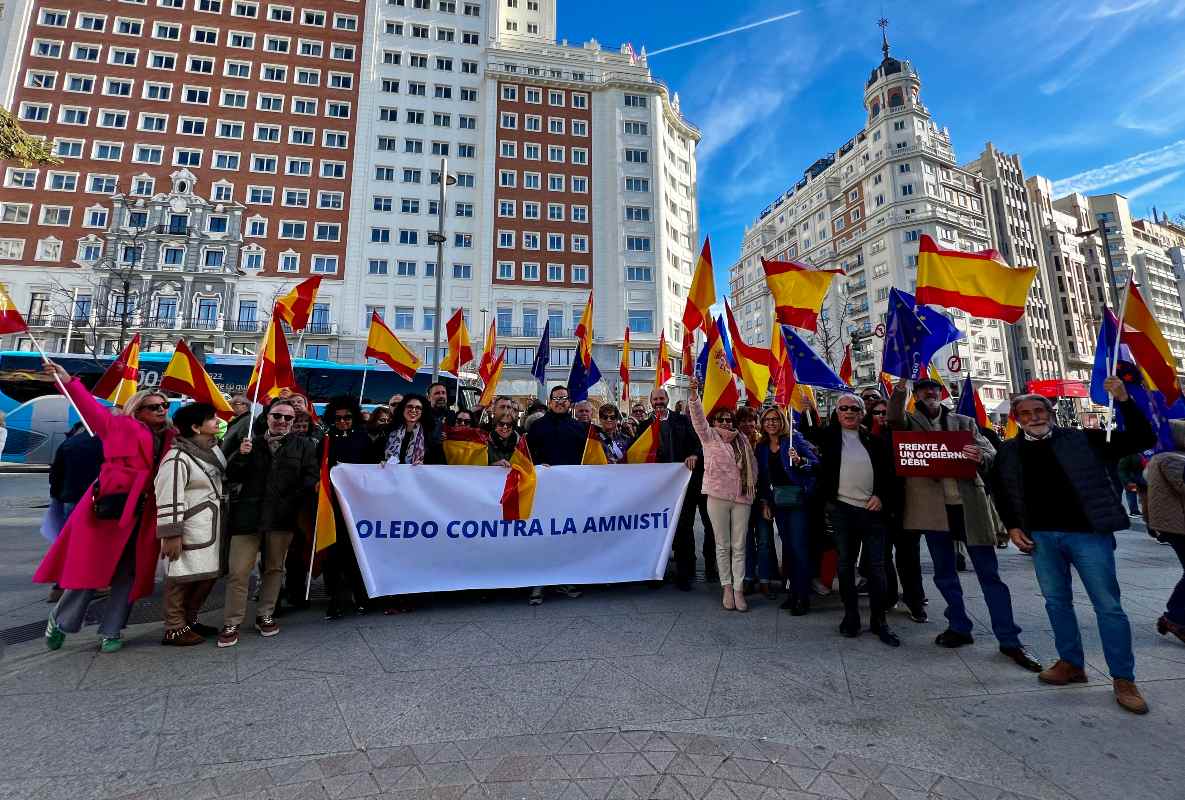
[496,171,589,192]
[370,195,478,214]
[387,0,480,14]
[21,103,353,131]
[379,25,480,45]
[495,230,590,253]
[24,81,355,114]
[366,229,475,248]
[42,140,354,175]
[30,37,357,63]
[38,2,360,29]
[26,67,354,94]
[374,108,478,128]
[376,79,478,100]
[376,138,476,158]
[499,85,589,109]
[493,261,590,283]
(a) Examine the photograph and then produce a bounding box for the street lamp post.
[428,157,457,382]
[1075,218,1121,309]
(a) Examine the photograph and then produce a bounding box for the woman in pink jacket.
[687,376,757,611]
[36,361,174,653]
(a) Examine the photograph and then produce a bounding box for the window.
[524,173,540,190]
[369,259,389,275]
[370,227,390,243]
[625,148,648,164]
[313,255,337,273]
[392,307,414,330]
[452,263,472,279]
[547,263,563,282]
[547,233,563,251]
[626,236,651,252]
[626,266,652,282]
[279,252,299,272]
[318,191,343,209]
[399,229,418,245]
[624,94,647,108]
[396,260,416,276]
[522,263,540,281]
[548,89,563,106]
[280,221,306,239]
[214,151,241,170]
[625,177,649,192]
[547,203,564,221]
[627,310,654,333]
[496,261,513,280]
[32,39,63,58]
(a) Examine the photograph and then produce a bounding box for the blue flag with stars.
[894,289,964,370]
[882,288,932,379]
[530,320,550,386]
[566,353,602,402]
[780,325,849,391]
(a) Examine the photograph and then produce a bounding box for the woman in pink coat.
[36,361,174,653]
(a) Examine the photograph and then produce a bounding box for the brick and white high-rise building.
[728,31,1011,410]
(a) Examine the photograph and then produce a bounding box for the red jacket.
[34,378,174,601]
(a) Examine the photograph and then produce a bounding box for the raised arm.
[886,380,911,431]
[43,363,113,440]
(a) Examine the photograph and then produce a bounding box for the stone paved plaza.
[1,474,1183,800]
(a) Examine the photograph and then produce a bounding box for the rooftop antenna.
[878,15,889,59]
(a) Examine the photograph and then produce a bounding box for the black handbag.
[772,484,805,508]
[91,483,131,520]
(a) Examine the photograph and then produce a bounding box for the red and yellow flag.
[574,292,594,369]
[916,234,1037,323]
[655,331,672,390]
[477,349,505,407]
[681,332,695,377]
[682,238,716,337]
[443,425,490,466]
[880,371,896,400]
[273,276,322,332]
[1004,415,1019,440]
[0,282,28,335]
[839,344,853,387]
[761,258,842,332]
[581,424,609,465]
[769,318,796,409]
[247,319,296,401]
[92,334,141,406]
[703,322,740,416]
[1121,283,1180,404]
[439,309,474,374]
[365,312,422,380]
[500,437,536,520]
[161,339,234,419]
[724,301,771,406]
[619,327,631,402]
[625,417,661,464]
[477,320,498,385]
[313,441,336,553]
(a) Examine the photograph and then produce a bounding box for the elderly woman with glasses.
[38,361,175,654]
[687,376,757,612]
[597,405,632,464]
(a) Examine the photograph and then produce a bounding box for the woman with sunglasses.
[597,405,632,464]
[383,394,444,466]
[755,406,820,615]
[38,361,175,654]
[687,376,758,612]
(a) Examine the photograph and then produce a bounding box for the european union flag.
[895,290,965,369]
[1115,359,1176,452]
[530,321,550,386]
[695,340,710,382]
[567,354,602,402]
[780,326,849,391]
[882,288,932,379]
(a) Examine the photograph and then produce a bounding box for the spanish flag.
[161,339,234,419]
[626,417,661,464]
[500,437,536,520]
[839,344,853,387]
[477,349,505,407]
[761,257,842,332]
[92,334,141,406]
[680,333,695,377]
[915,234,1037,323]
[619,326,631,402]
[0,282,28,334]
[313,442,336,553]
[769,317,796,408]
[247,319,296,401]
[1121,283,1180,404]
[682,238,716,338]
[439,309,474,374]
[581,424,609,465]
[273,276,322,332]
[1004,415,1019,440]
[724,301,771,406]
[365,312,422,380]
[443,425,490,466]
[655,330,673,390]
[477,320,498,385]
[703,323,740,416]
[880,371,896,399]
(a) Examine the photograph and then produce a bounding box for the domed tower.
[863,19,925,128]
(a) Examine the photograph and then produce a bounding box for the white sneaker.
[812,579,831,597]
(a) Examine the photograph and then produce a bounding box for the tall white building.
[728,32,1011,409]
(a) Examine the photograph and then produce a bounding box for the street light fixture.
[1074,223,1121,309]
[430,157,458,383]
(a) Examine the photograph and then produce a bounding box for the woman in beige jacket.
[1145,442,1185,646]
[155,402,226,646]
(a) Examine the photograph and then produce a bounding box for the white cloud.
[1124,169,1183,199]
[1052,139,1185,195]
[1089,0,1158,18]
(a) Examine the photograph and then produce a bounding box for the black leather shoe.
[675,577,693,592]
[1000,645,1043,673]
[325,606,344,621]
[779,597,794,611]
[791,600,810,617]
[935,629,974,648]
[907,605,929,623]
[872,624,901,648]
[839,618,861,638]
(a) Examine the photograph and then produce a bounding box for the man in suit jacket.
[645,387,708,590]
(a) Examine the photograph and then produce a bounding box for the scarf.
[385,425,426,464]
[718,428,756,498]
[173,436,226,473]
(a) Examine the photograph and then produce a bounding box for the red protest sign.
[893,431,977,479]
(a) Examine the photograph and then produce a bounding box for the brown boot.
[162,626,204,647]
[1156,615,1185,645]
[1113,679,1149,714]
[1038,659,1088,685]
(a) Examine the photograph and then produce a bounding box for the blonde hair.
[120,389,170,419]
[758,406,789,444]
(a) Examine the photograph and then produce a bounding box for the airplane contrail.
[648,10,803,56]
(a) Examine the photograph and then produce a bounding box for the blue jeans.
[1166,533,1185,626]
[1031,531,1135,681]
[773,505,811,604]
[921,507,1022,648]
[745,513,777,582]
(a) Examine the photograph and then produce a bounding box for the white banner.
[331,463,693,596]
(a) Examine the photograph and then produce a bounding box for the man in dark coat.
[217,397,319,647]
[644,387,707,590]
[992,376,1156,714]
[526,384,585,466]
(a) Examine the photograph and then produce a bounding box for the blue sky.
[558,0,1185,290]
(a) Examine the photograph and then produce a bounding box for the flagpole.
[304,513,318,601]
[1106,272,1133,443]
[248,322,267,432]
[358,362,369,405]
[30,333,94,436]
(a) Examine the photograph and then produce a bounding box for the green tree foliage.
[0,108,60,165]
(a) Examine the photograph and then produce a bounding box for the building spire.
[878,16,890,60]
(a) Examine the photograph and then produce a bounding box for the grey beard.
[919,399,942,417]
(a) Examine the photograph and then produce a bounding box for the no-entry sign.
[892,431,977,479]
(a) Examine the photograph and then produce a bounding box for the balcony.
[303,322,338,335]
[495,326,573,339]
[142,316,179,330]
[183,316,221,331]
[224,319,260,333]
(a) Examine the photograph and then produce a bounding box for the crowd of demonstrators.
[29,354,1179,717]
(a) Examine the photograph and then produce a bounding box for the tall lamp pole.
[1075,216,1120,309]
[428,157,457,382]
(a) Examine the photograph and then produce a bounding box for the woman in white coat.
[156,402,226,646]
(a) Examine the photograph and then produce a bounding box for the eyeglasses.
[871,410,888,417]
[405,405,423,413]
[140,402,168,412]
[551,396,570,404]
[269,412,295,421]
[334,413,352,421]
[762,417,780,425]
[455,418,472,426]
[714,417,734,425]
[836,405,862,413]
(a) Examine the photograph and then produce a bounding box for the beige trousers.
[706,497,751,590]
[222,532,293,627]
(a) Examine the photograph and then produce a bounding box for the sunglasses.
[836,405,862,413]
[269,412,295,421]
[871,410,888,416]
[551,396,570,403]
[141,402,168,412]
[455,418,471,425]
[334,414,352,421]
[405,405,423,413]
[714,417,734,424]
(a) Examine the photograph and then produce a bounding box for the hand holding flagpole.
[40,359,94,436]
[1106,272,1133,443]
